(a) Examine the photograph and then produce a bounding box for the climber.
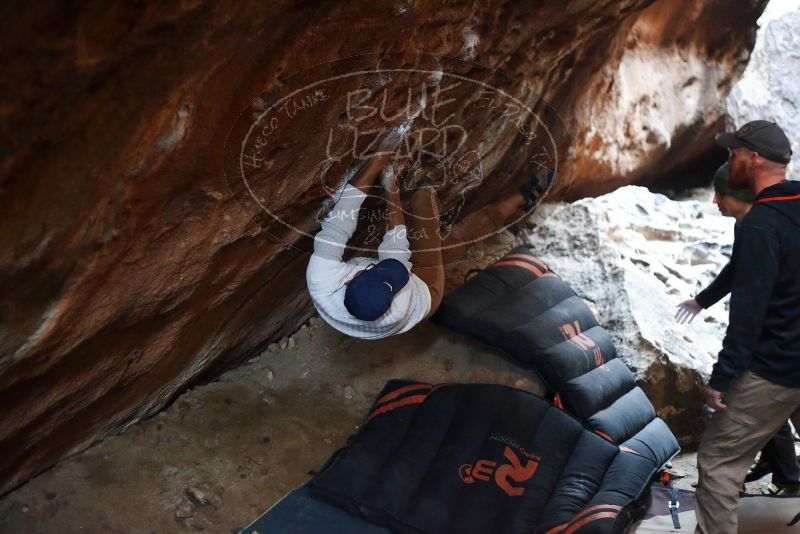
[676,162,800,497]
[306,127,555,340]
[690,120,800,534]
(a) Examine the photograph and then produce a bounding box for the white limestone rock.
[726,2,800,178]
[523,186,733,443]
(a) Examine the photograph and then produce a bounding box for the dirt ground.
[0,317,548,534]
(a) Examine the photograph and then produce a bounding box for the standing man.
[675,162,754,320]
[694,120,800,534]
[676,162,800,496]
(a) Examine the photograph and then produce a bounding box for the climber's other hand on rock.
[380,164,400,193]
[378,119,413,153]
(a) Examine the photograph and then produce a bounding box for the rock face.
[0,1,764,492]
[726,2,800,179]
[523,186,732,444]
[557,0,766,195]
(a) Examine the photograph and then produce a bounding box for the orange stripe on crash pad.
[505,253,550,272]
[375,383,431,406]
[594,430,616,444]
[366,394,428,422]
[565,511,620,534]
[545,505,622,534]
[494,260,544,277]
[619,446,642,456]
[570,504,623,523]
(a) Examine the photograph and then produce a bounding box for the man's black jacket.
[710,180,800,392]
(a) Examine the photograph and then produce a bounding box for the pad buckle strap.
[669,486,681,529]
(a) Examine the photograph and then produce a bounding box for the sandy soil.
[0,317,546,534]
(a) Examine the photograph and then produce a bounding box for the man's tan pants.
[695,371,800,534]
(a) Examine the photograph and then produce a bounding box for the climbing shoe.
[519,167,556,212]
[744,459,772,483]
[763,482,800,496]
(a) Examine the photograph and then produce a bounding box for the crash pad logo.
[560,320,603,366]
[224,53,571,258]
[458,446,539,496]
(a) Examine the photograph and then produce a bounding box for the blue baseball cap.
[344,259,410,321]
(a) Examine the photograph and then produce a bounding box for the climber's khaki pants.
[695,371,800,534]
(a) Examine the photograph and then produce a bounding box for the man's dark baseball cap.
[344,258,410,321]
[715,120,792,164]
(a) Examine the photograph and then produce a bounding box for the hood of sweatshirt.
[754,180,800,229]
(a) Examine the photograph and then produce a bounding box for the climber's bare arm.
[350,152,391,192]
[381,167,405,230]
[350,126,407,193]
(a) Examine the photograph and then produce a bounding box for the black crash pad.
[432,247,677,451]
[299,380,674,533]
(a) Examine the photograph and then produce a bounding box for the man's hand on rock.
[675,299,702,324]
[704,384,727,412]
